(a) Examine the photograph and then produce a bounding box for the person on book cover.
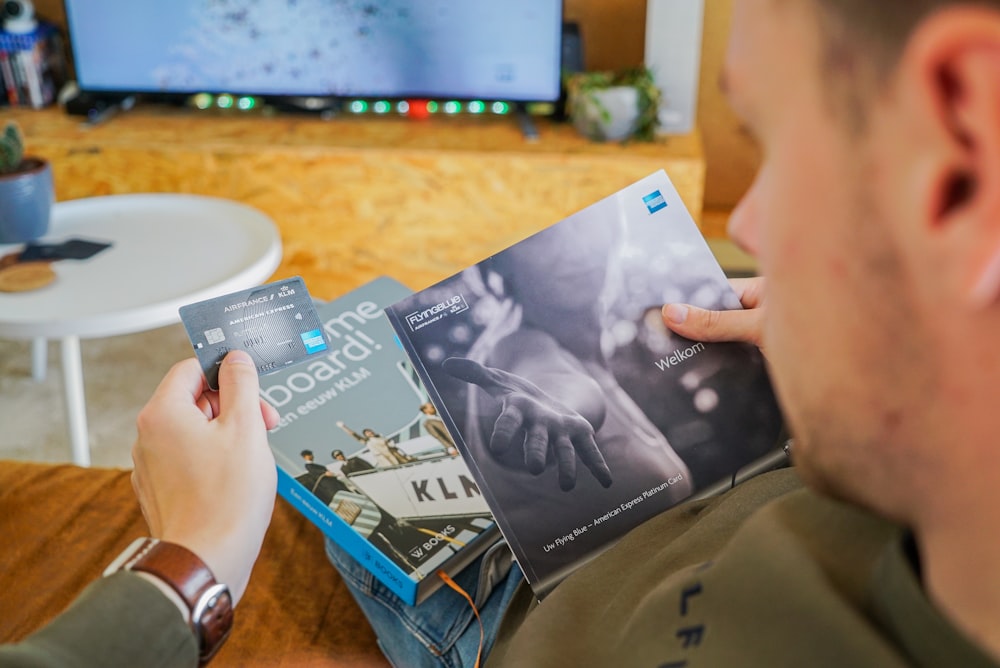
[324,450,368,493]
[336,421,414,468]
[419,402,459,456]
[328,449,375,476]
[296,449,349,505]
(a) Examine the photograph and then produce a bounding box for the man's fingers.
[216,350,266,424]
[661,302,763,347]
[260,400,281,430]
[729,276,765,310]
[153,357,209,406]
[197,394,217,419]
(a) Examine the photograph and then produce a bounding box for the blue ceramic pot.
[0,158,53,244]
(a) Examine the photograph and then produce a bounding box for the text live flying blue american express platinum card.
[178,276,328,390]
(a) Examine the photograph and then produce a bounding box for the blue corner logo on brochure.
[643,190,668,214]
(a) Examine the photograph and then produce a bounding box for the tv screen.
[64,1,564,104]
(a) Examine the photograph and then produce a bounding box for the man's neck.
[918,509,1000,661]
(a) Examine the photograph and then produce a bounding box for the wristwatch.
[104,537,234,665]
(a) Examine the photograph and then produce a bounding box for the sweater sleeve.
[0,572,198,668]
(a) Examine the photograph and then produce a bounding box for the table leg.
[60,336,91,467]
[31,337,47,381]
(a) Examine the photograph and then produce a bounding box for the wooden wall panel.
[564,0,647,71]
[696,0,760,209]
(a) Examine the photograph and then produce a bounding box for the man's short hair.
[810,0,1000,130]
[332,450,345,459]
[300,449,313,457]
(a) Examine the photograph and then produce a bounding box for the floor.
[0,324,194,469]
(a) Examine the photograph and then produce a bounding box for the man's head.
[300,449,314,461]
[808,0,1000,132]
[331,450,346,461]
[725,0,1000,524]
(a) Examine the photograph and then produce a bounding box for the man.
[5,1,1000,665]
[332,1,1000,665]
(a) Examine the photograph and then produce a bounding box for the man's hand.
[442,357,613,491]
[662,277,766,350]
[130,350,280,606]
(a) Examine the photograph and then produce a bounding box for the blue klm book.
[261,275,499,605]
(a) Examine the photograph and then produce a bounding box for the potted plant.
[565,66,662,143]
[0,121,54,244]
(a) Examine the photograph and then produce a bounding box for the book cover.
[260,275,499,606]
[385,171,785,599]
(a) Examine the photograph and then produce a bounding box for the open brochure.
[384,171,786,599]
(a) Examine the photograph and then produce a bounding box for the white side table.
[0,194,283,466]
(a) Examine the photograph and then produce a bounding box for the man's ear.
[905,8,1000,307]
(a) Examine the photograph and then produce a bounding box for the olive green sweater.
[0,572,196,667]
[489,468,997,667]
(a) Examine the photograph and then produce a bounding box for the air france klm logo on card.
[643,190,667,214]
[301,329,328,354]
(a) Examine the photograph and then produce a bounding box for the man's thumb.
[661,303,763,347]
[217,350,264,419]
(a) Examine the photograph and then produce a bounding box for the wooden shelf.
[9,106,705,298]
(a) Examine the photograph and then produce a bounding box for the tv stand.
[267,96,341,115]
[10,106,705,298]
[515,105,540,142]
[63,89,137,126]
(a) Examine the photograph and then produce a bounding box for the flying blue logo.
[301,329,328,354]
[643,190,667,214]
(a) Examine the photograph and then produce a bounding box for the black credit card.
[21,238,112,261]
[179,276,328,390]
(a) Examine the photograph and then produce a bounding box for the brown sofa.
[0,459,389,666]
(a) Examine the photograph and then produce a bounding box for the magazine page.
[386,171,784,598]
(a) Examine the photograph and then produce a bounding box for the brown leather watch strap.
[115,538,234,665]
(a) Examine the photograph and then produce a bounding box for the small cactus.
[0,122,25,175]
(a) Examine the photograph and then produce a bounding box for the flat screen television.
[63,0,564,108]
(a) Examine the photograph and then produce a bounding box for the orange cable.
[437,570,484,668]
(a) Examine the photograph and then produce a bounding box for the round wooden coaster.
[0,262,57,292]
[0,251,21,270]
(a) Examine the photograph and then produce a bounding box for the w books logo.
[405,294,470,332]
[643,190,668,214]
[409,546,424,559]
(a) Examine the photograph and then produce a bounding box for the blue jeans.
[325,536,525,668]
